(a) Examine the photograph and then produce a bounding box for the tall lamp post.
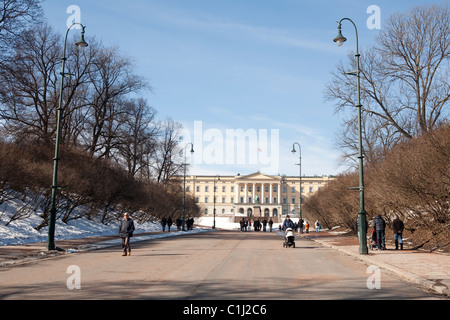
[182,142,194,231]
[213,174,220,229]
[333,18,368,255]
[291,142,302,220]
[47,23,88,251]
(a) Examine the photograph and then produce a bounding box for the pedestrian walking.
[315,220,320,232]
[263,219,267,232]
[118,212,135,256]
[161,217,166,231]
[373,214,386,250]
[305,221,310,233]
[393,215,404,250]
[187,217,194,230]
[176,217,182,231]
[167,217,172,232]
[268,219,273,232]
[298,218,304,233]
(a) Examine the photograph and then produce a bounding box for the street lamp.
[213,174,220,229]
[291,142,302,220]
[182,142,194,231]
[333,18,368,255]
[47,23,88,251]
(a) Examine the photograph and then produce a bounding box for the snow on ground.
[1,197,301,247]
[0,197,209,246]
[0,211,289,247]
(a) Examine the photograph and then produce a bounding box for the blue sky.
[41,0,440,177]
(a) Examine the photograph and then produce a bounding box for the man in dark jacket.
[392,215,405,250]
[119,212,135,256]
[373,214,386,250]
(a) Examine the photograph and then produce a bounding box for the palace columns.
[244,183,247,203]
[270,183,273,204]
[261,182,264,204]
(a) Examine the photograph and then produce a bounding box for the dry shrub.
[304,124,450,250]
[0,140,200,227]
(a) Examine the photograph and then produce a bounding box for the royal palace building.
[180,171,334,222]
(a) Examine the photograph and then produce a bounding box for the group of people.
[117,210,407,257]
[356,214,405,250]
[281,218,319,234]
[280,216,320,234]
[161,216,194,231]
[239,218,274,232]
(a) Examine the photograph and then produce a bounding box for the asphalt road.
[0,230,439,300]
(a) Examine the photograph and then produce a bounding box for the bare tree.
[116,97,158,177]
[0,24,62,143]
[325,3,450,165]
[0,0,42,54]
[80,45,149,158]
[151,119,184,184]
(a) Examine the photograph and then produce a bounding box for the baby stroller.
[369,228,377,250]
[283,228,295,248]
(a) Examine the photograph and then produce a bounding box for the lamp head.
[75,26,88,47]
[190,145,194,153]
[291,146,296,153]
[333,23,346,47]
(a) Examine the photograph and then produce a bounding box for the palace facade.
[181,171,334,222]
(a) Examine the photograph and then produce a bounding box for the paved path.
[0,230,446,300]
[302,231,450,297]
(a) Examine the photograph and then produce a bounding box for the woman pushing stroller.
[282,215,296,248]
